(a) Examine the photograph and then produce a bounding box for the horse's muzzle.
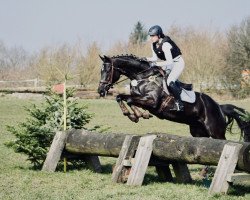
[99,91,106,97]
[98,83,110,97]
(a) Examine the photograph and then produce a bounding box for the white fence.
[0,78,98,93]
[0,78,45,89]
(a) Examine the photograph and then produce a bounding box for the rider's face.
[150,35,159,43]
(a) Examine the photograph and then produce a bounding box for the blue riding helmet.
[148,25,163,36]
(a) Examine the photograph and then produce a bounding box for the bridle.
[99,61,115,86]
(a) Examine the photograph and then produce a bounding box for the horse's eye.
[103,63,111,71]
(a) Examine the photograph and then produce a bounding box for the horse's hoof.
[122,111,130,116]
[128,114,139,123]
[134,118,139,123]
[142,112,153,119]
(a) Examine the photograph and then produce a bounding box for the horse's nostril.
[100,91,105,97]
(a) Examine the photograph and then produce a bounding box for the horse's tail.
[220,104,250,142]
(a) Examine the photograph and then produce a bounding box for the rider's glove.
[149,62,156,68]
[165,69,171,75]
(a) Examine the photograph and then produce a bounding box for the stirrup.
[170,101,184,111]
[176,102,184,111]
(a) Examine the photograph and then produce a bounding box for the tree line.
[0,17,249,98]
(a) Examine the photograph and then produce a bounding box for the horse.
[98,54,250,142]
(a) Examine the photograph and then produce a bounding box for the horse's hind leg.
[189,124,210,138]
[189,124,211,178]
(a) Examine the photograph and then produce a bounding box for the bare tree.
[224,16,250,97]
[35,44,77,83]
[167,26,227,91]
[77,42,102,88]
[0,40,29,80]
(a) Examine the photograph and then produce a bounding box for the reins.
[110,62,162,86]
[113,67,154,86]
[101,60,159,87]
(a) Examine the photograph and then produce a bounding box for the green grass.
[0,96,249,200]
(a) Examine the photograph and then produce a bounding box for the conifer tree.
[129,21,148,45]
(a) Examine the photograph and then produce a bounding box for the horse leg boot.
[168,81,184,111]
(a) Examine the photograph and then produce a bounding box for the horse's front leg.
[116,95,130,116]
[130,105,143,118]
[116,95,139,123]
[117,94,145,118]
[117,94,154,120]
[130,105,152,119]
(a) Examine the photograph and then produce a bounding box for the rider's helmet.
[148,25,163,36]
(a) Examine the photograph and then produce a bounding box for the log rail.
[65,129,250,173]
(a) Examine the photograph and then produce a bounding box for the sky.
[0,0,249,53]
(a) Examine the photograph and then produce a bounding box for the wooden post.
[112,135,140,183]
[127,135,157,186]
[42,131,69,172]
[149,157,173,182]
[172,162,192,183]
[155,165,173,182]
[226,173,250,183]
[209,143,243,194]
[85,156,102,173]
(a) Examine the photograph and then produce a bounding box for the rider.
[146,25,185,111]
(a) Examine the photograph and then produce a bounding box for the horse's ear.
[104,55,112,62]
[99,55,105,61]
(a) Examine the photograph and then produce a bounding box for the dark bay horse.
[98,55,250,141]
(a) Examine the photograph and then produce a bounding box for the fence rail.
[0,78,116,99]
[0,78,44,88]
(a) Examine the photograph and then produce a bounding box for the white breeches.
[166,56,185,86]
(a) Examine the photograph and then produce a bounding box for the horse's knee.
[116,95,122,102]
[127,98,133,106]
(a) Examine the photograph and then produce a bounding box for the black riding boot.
[168,81,184,111]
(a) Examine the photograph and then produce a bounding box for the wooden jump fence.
[42,129,250,195]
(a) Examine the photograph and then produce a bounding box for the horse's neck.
[114,59,149,79]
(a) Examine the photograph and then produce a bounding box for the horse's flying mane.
[111,54,146,62]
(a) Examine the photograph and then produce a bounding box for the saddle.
[176,80,193,91]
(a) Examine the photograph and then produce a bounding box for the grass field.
[0,95,249,200]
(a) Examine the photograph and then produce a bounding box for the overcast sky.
[0,0,249,53]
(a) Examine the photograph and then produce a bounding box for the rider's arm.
[155,42,174,69]
[146,45,158,62]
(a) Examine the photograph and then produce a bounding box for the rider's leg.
[167,57,185,111]
[168,81,184,111]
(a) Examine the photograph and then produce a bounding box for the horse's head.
[98,54,159,97]
[98,55,121,97]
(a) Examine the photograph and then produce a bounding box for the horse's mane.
[110,54,163,74]
[111,54,147,63]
